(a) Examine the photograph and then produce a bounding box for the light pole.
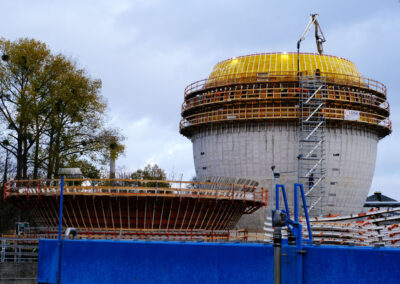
[297,154,303,183]
[271,165,281,189]
[270,165,275,194]
[270,165,280,214]
[56,168,82,284]
[1,135,12,188]
[2,147,9,187]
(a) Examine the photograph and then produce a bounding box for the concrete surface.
[0,263,37,284]
[192,123,378,229]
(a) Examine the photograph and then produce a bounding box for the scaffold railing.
[184,71,387,98]
[182,85,390,114]
[3,178,268,205]
[2,229,268,243]
[180,106,391,135]
[0,238,38,263]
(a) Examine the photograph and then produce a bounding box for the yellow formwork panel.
[209,52,360,80]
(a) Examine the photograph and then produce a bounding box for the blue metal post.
[293,184,304,284]
[294,185,299,223]
[57,175,64,283]
[275,184,290,217]
[296,223,303,284]
[58,175,64,240]
[295,183,312,242]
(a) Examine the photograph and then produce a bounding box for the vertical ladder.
[298,75,326,216]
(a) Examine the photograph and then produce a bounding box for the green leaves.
[131,164,170,188]
[0,37,123,179]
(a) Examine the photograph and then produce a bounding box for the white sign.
[344,110,360,121]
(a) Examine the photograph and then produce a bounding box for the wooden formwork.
[180,71,390,138]
[4,179,267,238]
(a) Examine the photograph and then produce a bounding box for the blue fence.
[38,239,400,284]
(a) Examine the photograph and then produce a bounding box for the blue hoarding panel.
[303,246,400,284]
[38,239,400,284]
[38,240,274,284]
[37,239,58,283]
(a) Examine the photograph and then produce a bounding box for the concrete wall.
[38,239,400,284]
[0,263,37,284]
[191,123,378,228]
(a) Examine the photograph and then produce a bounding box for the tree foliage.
[96,128,125,164]
[0,38,123,180]
[131,164,169,188]
[0,38,126,233]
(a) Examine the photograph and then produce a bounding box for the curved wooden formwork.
[4,179,267,239]
[180,71,390,138]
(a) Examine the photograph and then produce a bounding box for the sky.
[1,0,399,199]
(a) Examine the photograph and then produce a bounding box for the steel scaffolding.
[298,75,326,216]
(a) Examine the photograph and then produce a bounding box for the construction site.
[181,51,390,223]
[1,13,399,284]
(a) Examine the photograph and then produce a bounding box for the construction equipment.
[297,14,326,74]
[296,14,327,215]
[269,184,312,284]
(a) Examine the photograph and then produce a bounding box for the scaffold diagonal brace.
[305,121,324,140]
[305,140,323,159]
[305,103,324,122]
[305,85,324,104]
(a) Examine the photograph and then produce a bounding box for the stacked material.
[264,208,400,247]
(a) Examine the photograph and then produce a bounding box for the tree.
[95,128,125,179]
[42,63,105,178]
[131,164,170,188]
[0,38,115,179]
[0,38,53,179]
[0,37,125,233]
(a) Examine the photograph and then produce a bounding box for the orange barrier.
[4,179,268,206]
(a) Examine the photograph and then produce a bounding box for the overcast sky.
[1,0,399,199]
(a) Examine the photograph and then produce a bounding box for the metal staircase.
[298,75,326,216]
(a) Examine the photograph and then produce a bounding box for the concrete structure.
[180,53,391,229]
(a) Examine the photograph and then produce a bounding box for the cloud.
[115,116,194,179]
[0,0,399,196]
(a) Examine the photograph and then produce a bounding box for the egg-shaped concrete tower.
[180,52,390,229]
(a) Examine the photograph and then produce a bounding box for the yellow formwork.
[209,53,360,80]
